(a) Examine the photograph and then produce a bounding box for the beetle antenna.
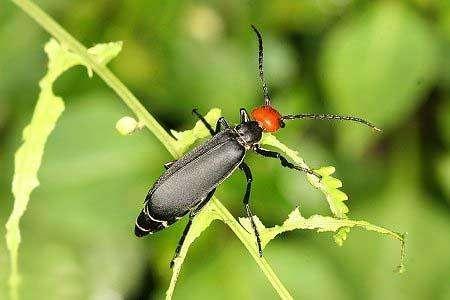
[251,25,271,106]
[282,113,382,132]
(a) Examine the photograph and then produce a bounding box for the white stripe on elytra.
[143,205,168,227]
[135,222,151,232]
[144,206,162,221]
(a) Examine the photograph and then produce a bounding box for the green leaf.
[165,202,220,300]
[320,1,438,155]
[87,41,123,66]
[333,226,350,246]
[5,38,121,300]
[260,134,349,218]
[239,207,406,273]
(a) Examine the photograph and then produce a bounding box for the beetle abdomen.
[147,134,245,221]
[134,206,173,237]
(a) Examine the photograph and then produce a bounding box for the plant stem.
[10,0,293,298]
[212,198,293,300]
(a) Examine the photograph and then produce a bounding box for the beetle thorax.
[234,121,263,148]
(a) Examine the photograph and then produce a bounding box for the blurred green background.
[1,0,449,299]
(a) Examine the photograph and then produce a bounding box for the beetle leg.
[192,108,215,135]
[170,188,217,268]
[193,187,217,216]
[240,108,251,123]
[254,146,322,180]
[163,161,175,170]
[215,117,230,133]
[239,162,263,257]
[169,218,193,268]
[192,108,230,135]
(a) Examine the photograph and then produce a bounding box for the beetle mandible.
[134,25,380,266]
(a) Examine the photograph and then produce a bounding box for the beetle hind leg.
[170,188,217,268]
[239,162,263,257]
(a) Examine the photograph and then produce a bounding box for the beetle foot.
[310,170,322,182]
[316,173,323,182]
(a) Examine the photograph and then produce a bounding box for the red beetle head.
[250,105,284,133]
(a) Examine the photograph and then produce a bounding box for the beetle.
[134,25,380,266]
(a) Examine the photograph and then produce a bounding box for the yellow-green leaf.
[166,202,220,300]
[260,134,349,218]
[239,207,406,272]
[5,38,122,300]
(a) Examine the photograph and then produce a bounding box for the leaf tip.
[395,232,408,274]
[333,227,350,246]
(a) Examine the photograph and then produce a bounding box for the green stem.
[10,0,293,298]
[212,198,293,300]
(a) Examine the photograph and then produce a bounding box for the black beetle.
[134,25,380,265]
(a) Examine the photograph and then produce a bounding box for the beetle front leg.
[240,108,251,123]
[239,162,263,257]
[170,188,217,268]
[215,117,230,133]
[254,146,322,180]
[192,108,215,135]
[192,109,230,136]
